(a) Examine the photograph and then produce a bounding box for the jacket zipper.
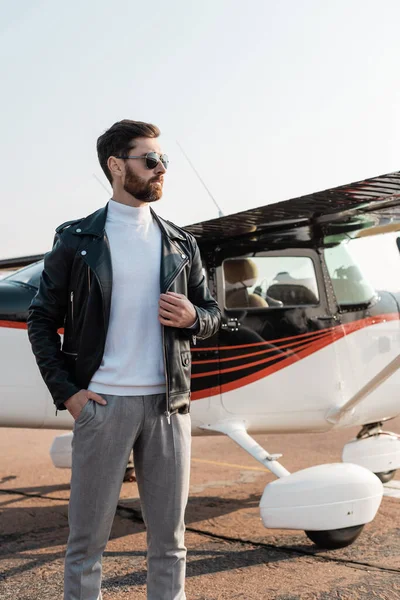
[70,291,74,333]
[162,324,170,424]
[57,292,76,417]
[162,255,189,425]
[57,269,90,417]
[57,267,90,416]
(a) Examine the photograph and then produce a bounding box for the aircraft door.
[216,250,343,427]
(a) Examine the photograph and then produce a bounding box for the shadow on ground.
[0,486,292,585]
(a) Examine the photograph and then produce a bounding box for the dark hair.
[97,119,160,184]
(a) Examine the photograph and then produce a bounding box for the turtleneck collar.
[107,198,152,226]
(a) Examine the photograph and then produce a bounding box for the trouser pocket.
[73,399,93,427]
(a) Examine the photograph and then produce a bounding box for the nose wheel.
[374,469,396,483]
[305,524,364,549]
[124,467,136,482]
[123,450,136,482]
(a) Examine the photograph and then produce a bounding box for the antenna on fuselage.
[176,140,224,217]
[92,173,112,196]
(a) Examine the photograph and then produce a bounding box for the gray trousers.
[64,393,191,600]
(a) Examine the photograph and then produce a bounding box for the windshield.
[2,261,43,288]
[324,231,400,306]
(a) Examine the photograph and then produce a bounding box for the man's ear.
[108,156,123,181]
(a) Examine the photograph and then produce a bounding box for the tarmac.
[1,417,400,600]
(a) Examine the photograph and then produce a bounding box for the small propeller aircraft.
[2,170,400,550]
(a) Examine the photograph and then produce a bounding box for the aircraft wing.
[185,170,400,244]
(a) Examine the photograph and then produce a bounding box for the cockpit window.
[2,261,43,288]
[324,232,400,307]
[324,244,376,306]
[223,256,319,309]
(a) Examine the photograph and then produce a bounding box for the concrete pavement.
[1,419,400,599]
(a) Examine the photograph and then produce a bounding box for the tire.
[304,524,364,549]
[374,469,396,484]
[123,467,136,482]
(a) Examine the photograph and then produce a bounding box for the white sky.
[1,0,400,259]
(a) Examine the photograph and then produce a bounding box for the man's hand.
[159,291,197,328]
[64,389,107,421]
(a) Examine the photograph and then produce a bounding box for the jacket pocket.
[62,350,78,375]
[180,350,192,389]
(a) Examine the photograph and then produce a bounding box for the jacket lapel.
[71,203,112,329]
[81,236,113,329]
[150,208,189,293]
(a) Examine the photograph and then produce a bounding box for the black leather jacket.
[27,201,221,418]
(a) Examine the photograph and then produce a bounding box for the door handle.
[316,315,337,321]
[222,318,240,331]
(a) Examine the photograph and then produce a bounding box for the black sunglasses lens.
[146,153,159,169]
[145,152,169,169]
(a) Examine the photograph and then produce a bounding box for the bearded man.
[27,119,221,600]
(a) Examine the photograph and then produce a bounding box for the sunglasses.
[118,151,169,170]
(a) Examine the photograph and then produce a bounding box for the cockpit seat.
[224,259,269,309]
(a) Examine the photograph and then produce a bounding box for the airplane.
[2,170,400,551]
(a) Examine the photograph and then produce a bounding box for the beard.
[123,163,163,202]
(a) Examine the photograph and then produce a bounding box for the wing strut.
[326,353,400,424]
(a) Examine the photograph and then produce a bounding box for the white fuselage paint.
[1,320,400,435]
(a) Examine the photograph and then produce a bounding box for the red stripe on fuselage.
[192,329,332,365]
[190,313,400,400]
[0,320,27,330]
[0,321,65,335]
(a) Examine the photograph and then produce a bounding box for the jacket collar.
[150,207,186,241]
[72,200,185,241]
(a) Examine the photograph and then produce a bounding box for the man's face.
[120,137,166,202]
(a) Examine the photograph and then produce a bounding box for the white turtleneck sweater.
[88,199,166,396]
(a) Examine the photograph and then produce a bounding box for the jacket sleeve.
[26,233,81,410]
[182,236,221,340]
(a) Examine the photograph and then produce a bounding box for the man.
[27,119,221,600]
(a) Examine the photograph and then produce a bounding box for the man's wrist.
[186,316,199,329]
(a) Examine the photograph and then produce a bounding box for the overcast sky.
[1,0,399,259]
